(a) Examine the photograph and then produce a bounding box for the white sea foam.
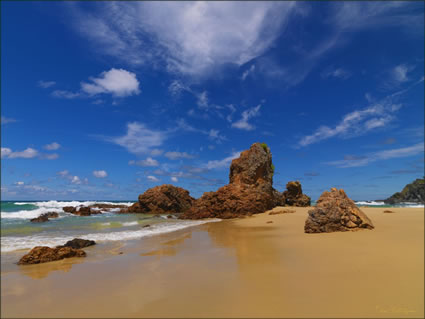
[122,221,139,226]
[355,201,424,208]
[17,200,134,208]
[1,219,221,252]
[2,201,134,219]
[355,201,385,206]
[1,207,64,219]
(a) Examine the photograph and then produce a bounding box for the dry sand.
[1,207,424,318]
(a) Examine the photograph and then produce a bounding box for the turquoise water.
[1,200,218,253]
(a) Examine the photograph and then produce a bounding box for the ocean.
[0,200,218,253]
[1,200,423,254]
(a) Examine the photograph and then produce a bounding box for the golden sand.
[1,207,424,318]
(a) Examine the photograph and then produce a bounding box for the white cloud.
[71,176,82,184]
[71,2,296,77]
[171,176,178,183]
[176,119,226,144]
[1,148,12,158]
[57,170,70,177]
[298,90,406,147]
[326,143,424,168]
[208,129,226,143]
[43,142,61,150]
[164,152,194,160]
[231,104,262,131]
[42,153,59,160]
[81,68,140,97]
[110,122,167,155]
[205,151,241,170]
[129,157,159,167]
[93,170,108,178]
[15,181,25,186]
[322,67,351,80]
[392,64,410,83]
[2,147,59,160]
[197,91,209,109]
[241,65,255,81]
[2,147,39,159]
[38,80,56,88]
[51,90,81,99]
[150,149,164,156]
[168,80,190,97]
[147,175,159,182]
[1,116,16,125]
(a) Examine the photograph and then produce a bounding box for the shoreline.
[1,207,424,318]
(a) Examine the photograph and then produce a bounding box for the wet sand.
[1,207,424,318]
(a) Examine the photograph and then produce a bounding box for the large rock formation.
[18,246,86,265]
[384,178,424,204]
[305,188,374,233]
[119,185,194,214]
[181,143,277,219]
[279,181,311,207]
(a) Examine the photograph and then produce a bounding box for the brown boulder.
[118,202,141,214]
[181,143,277,219]
[69,207,102,216]
[58,238,96,249]
[281,181,311,207]
[30,212,59,223]
[304,188,374,233]
[63,206,76,213]
[30,214,49,223]
[124,185,194,214]
[18,246,86,265]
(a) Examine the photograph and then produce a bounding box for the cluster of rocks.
[18,238,96,265]
[304,188,374,233]
[118,143,311,220]
[30,212,59,223]
[63,206,102,216]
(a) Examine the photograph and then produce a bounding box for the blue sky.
[1,1,424,201]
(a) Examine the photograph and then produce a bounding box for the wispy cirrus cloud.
[38,80,56,88]
[43,142,61,150]
[298,90,406,147]
[129,157,159,167]
[256,2,423,88]
[321,66,351,80]
[205,151,241,170]
[69,2,297,78]
[326,142,424,168]
[164,152,194,160]
[231,104,262,131]
[51,90,81,99]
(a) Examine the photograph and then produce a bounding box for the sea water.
[1,200,218,253]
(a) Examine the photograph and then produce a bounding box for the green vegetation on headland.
[384,178,425,204]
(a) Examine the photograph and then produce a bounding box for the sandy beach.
[1,207,424,318]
